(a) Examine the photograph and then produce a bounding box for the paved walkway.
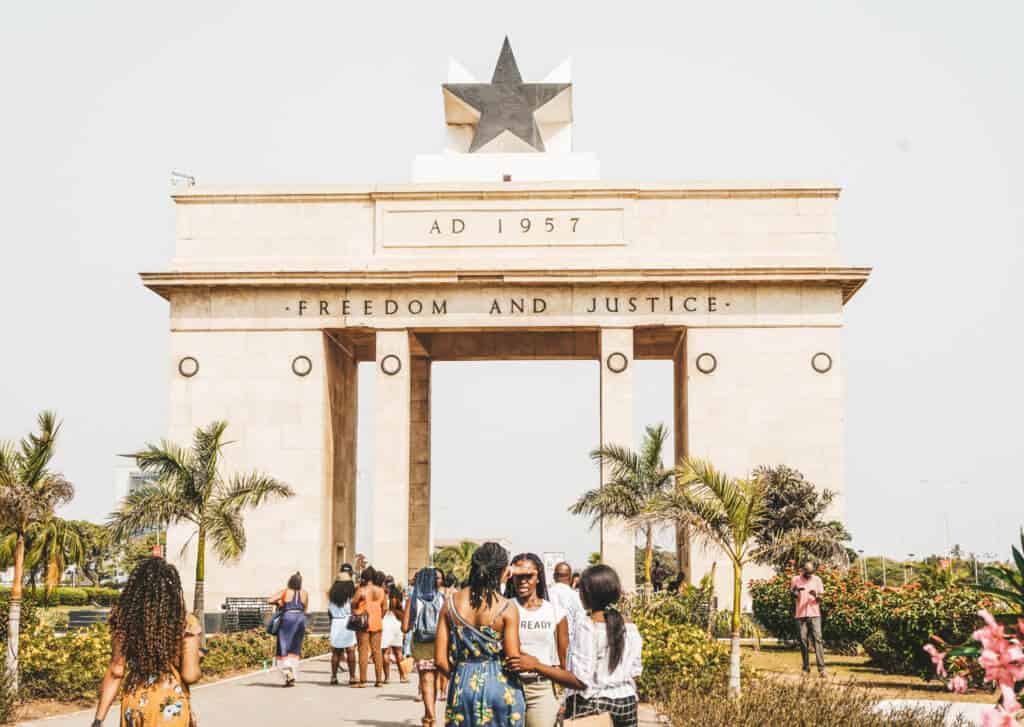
[19,657,661,727]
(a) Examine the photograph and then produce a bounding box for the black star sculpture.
[443,38,570,153]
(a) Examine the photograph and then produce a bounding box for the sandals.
[329,676,339,685]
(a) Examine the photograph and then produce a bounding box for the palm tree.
[570,424,675,593]
[433,541,478,583]
[28,517,87,598]
[656,458,845,696]
[108,421,294,626]
[0,411,74,690]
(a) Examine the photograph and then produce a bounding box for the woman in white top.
[504,553,586,727]
[565,565,643,727]
[327,567,357,685]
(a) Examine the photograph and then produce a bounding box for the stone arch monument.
[146,40,869,609]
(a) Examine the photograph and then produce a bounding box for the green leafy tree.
[74,521,112,586]
[753,465,851,572]
[571,424,675,592]
[108,421,294,626]
[27,517,87,598]
[0,411,74,690]
[657,458,845,696]
[433,541,478,583]
[634,545,677,589]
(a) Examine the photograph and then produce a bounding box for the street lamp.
[881,555,887,587]
[906,553,915,585]
[857,549,866,580]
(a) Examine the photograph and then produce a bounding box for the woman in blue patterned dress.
[435,542,526,727]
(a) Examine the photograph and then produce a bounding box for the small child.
[381,585,409,683]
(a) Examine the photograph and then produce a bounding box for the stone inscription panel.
[377,204,625,249]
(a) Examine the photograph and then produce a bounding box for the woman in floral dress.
[435,542,526,727]
[92,557,202,727]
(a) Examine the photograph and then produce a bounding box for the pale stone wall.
[684,325,845,611]
[166,329,334,610]
[325,335,358,577]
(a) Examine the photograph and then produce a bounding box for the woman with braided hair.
[435,542,526,727]
[92,557,202,727]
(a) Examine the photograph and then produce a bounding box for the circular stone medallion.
[606,352,629,373]
[292,355,313,377]
[812,352,833,374]
[695,353,717,375]
[380,354,402,376]
[178,356,199,378]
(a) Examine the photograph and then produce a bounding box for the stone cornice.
[141,266,870,303]
[171,182,841,204]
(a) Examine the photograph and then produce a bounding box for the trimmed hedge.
[750,569,991,678]
[0,586,120,607]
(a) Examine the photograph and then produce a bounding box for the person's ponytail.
[605,607,626,672]
[468,542,509,610]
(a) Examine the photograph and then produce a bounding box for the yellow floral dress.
[445,603,525,727]
[120,614,198,726]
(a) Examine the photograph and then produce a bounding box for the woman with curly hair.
[91,557,202,727]
[435,542,526,727]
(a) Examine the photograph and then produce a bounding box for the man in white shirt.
[547,562,585,640]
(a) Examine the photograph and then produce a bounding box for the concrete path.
[877,698,990,725]
[18,657,661,727]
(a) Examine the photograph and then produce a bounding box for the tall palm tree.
[108,421,294,626]
[570,423,675,592]
[27,517,87,598]
[0,411,74,690]
[656,458,845,696]
[433,541,478,583]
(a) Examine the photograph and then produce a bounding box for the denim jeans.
[796,616,826,672]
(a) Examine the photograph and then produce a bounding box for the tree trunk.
[7,534,26,692]
[45,554,59,600]
[643,528,654,597]
[729,560,742,697]
[193,526,206,647]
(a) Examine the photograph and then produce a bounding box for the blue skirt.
[276,610,306,656]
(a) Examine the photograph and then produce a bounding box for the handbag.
[347,611,369,632]
[266,608,282,636]
[562,715,612,727]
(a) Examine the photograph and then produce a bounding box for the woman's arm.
[402,592,414,633]
[507,617,585,689]
[300,590,309,612]
[93,636,126,723]
[180,614,203,684]
[500,599,521,659]
[434,601,450,677]
[267,590,284,606]
[351,586,365,609]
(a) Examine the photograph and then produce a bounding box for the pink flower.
[947,675,967,694]
[981,707,1015,727]
[999,684,1022,714]
[923,644,947,677]
[973,610,1024,688]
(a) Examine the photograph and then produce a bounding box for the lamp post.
[857,549,866,580]
[906,553,915,585]
[881,556,887,587]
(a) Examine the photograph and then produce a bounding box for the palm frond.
[205,503,246,563]
[214,472,293,512]
[193,421,230,500]
[18,411,61,488]
[133,441,197,501]
[108,481,193,542]
[751,525,850,567]
[589,443,641,482]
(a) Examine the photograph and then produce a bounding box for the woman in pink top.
[790,561,826,675]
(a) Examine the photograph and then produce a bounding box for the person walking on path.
[328,568,357,685]
[791,560,827,675]
[352,566,386,687]
[269,572,308,686]
[404,567,446,725]
[92,557,202,727]
[382,584,410,683]
[504,553,584,727]
[565,565,643,727]
[435,542,526,727]
[547,561,585,643]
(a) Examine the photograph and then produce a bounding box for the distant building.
[113,466,160,536]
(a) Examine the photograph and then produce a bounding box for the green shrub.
[19,623,111,702]
[632,612,730,699]
[56,588,88,606]
[82,587,121,606]
[657,674,969,727]
[0,659,15,725]
[201,629,331,676]
[751,570,991,678]
[0,595,39,642]
[622,581,714,629]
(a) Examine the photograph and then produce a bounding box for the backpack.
[413,592,443,643]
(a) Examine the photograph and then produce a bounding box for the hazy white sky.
[2,2,1021,567]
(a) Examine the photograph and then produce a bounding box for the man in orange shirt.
[790,561,826,675]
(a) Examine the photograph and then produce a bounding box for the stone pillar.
[326,334,358,580]
[408,356,432,581]
[672,331,691,584]
[373,330,411,580]
[599,328,636,591]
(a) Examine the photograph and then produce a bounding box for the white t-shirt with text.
[517,599,567,667]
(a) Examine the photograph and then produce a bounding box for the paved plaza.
[19,657,660,727]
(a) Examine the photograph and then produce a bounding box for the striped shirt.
[567,616,643,700]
